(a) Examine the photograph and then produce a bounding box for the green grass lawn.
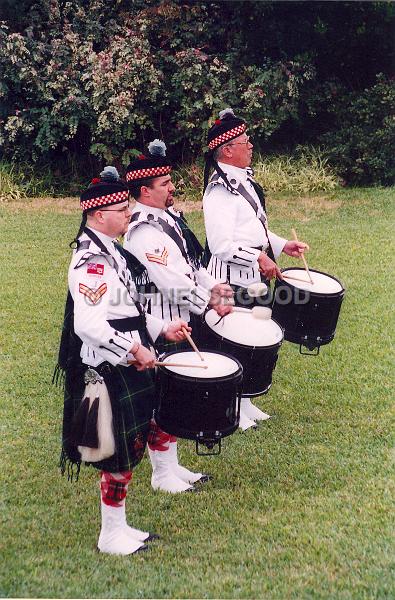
[0,188,394,599]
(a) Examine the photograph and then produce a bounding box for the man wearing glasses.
[59,167,190,555]
[202,108,308,429]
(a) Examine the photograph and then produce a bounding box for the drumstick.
[181,326,205,362]
[291,228,314,284]
[282,273,311,284]
[129,360,208,369]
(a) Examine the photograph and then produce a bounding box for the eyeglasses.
[100,203,130,213]
[227,136,251,147]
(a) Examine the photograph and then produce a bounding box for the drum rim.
[158,349,244,382]
[204,310,284,350]
[279,267,345,295]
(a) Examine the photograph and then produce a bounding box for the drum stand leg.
[195,437,222,456]
[299,344,320,356]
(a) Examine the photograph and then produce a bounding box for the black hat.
[80,167,129,212]
[207,108,246,151]
[125,140,172,183]
[203,108,247,191]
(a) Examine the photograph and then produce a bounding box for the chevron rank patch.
[145,248,169,266]
[79,282,107,304]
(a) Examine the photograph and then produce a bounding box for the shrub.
[172,147,340,203]
[320,75,395,186]
[254,147,340,194]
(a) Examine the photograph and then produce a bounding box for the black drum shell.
[271,267,345,349]
[155,351,243,441]
[200,318,283,398]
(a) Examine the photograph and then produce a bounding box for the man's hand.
[283,240,309,257]
[258,252,283,280]
[128,345,156,371]
[209,282,234,316]
[165,319,191,342]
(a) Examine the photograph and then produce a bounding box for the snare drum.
[202,309,284,397]
[271,267,345,353]
[155,350,243,453]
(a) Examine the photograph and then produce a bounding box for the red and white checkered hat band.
[126,165,172,181]
[80,190,129,211]
[208,123,247,150]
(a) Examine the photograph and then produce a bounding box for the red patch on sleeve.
[87,263,104,276]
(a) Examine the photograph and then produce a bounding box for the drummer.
[124,139,234,490]
[202,108,309,425]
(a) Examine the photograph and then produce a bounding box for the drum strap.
[204,173,276,264]
[236,181,276,263]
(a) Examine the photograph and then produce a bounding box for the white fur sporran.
[78,368,115,462]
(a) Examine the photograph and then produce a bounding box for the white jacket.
[203,162,286,287]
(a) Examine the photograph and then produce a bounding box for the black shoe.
[135,544,149,554]
[185,486,200,493]
[197,474,212,484]
[146,533,160,542]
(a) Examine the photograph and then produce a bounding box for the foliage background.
[0,0,394,186]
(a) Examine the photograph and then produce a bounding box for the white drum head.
[205,309,283,348]
[283,269,343,294]
[162,351,240,378]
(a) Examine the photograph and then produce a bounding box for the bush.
[320,75,395,186]
[0,161,64,199]
[171,147,340,203]
[0,1,314,166]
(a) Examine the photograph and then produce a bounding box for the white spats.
[241,397,271,421]
[239,408,258,431]
[98,502,146,555]
[148,447,194,493]
[167,441,203,484]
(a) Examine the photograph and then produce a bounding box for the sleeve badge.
[145,248,169,266]
[79,282,107,304]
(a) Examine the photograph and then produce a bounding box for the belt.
[108,315,146,332]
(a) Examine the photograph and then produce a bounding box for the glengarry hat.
[125,139,172,184]
[80,166,128,212]
[206,108,246,151]
[204,108,247,191]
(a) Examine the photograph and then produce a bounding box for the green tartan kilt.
[62,360,156,474]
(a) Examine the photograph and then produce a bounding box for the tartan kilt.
[62,359,156,474]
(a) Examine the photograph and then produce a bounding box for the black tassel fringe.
[59,448,81,483]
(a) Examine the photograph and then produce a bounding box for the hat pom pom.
[100,166,120,181]
[148,139,167,157]
[218,107,235,120]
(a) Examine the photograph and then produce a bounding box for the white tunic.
[124,203,217,323]
[203,162,286,287]
[68,228,165,368]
